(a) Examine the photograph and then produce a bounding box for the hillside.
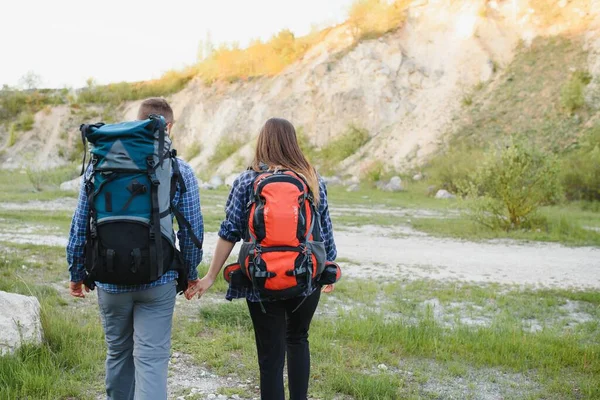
[1,0,599,180]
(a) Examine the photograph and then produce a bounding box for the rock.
[0,291,43,355]
[435,189,456,199]
[210,176,224,187]
[377,363,389,371]
[322,176,342,186]
[412,173,423,181]
[60,177,81,192]
[346,184,360,192]
[225,173,239,187]
[382,176,403,192]
[558,0,568,7]
[207,394,217,400]
[343,175,360,186]
[200,182,216,191]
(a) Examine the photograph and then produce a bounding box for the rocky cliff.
[1,0,598,178]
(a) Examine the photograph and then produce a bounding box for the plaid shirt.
[66,158,203,293]
[218,170,337,302]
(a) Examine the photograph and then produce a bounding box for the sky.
[1,0,356,89]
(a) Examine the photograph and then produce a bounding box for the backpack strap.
[146,157,163,279]
[149,114,167,165]
[170,157,203,249]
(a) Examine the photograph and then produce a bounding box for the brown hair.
[137,98,174,124]
[251,118,320,204]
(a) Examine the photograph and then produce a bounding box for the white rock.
[382,176,403,192]
[209,176,224,187]
[343,175,360,186]
[412,173,423,181]
[200,183,216,191]
[435,189,456,199]
[377,363,388,371]
[346,184,360,192]
[207,394,217,400]
[60,177,81,192]
[225,173,239,187]
[323,176,342,186]
[0,290,43,355]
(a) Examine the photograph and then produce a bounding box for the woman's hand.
[321,284,335,293]
[185,276,215,300]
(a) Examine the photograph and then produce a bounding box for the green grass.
[209,137,244,165]
[0,167,79,203]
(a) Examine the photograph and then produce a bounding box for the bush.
[560,70,592,113]
[210,137,244,165]
[561,126,600,201]
[8,124,17,147]
[183,141,202,161]
[461,141,561,230]
[426,146,484,196]
[319,125,370,173]
[14,112,35,132]
[348,0,408,41]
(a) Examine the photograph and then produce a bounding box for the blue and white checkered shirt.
[218,169,337,302]
[66,158,203,293]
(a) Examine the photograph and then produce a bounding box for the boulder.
[0,291,43,355]
[412,173,423,181]
[346,184,360,192]
[382,176,403,192]
[343,176,360,186]
[435,189,456,199]
[200,182,216,191]
[322,176,343,186]
[209,176,224,188]
[225,173,239,187]
[60,177,81,192]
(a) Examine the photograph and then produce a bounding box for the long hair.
[251,118,320,204]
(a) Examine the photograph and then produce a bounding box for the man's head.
[137,97,174,134]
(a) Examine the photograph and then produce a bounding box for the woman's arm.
[184,238,235,299]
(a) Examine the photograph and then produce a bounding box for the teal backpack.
[79,115,201,290]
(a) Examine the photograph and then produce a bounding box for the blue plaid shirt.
[67,158,203,293]
[218,170,337,302]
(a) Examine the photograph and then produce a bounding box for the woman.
[188,118,337,400]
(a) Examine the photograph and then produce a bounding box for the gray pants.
[97,281,176,400]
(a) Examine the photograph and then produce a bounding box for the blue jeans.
[97,281,176,400]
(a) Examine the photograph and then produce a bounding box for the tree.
[18,71,42,90]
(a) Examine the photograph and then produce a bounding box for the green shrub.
[461,141,561,230]
[561,126,600,201]
[8,124,17,146]
[560,70,592,113]
[426,146,484,196]
[14,112,35,132]
[183,141,202,161]
[360,160,385,183]
[210,137,244,165]
[319,125,370,171]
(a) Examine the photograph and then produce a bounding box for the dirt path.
[333,225,600,289]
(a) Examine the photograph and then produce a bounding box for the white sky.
[1,0,355,89]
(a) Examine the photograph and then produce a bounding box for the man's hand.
[184,276,214,300]
[322,284,335,293]
[70,281,90,298]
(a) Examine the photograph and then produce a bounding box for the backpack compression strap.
[170,157,203,249]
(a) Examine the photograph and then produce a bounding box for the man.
[67,97,203,399]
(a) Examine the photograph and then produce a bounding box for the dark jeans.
[246,289,321,400]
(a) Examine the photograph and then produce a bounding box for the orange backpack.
[236,170,327,299]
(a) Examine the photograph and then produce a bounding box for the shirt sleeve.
[218,172,252,243]
[318,178,337,261]
[175,161,204,281]
[66,174,89,282]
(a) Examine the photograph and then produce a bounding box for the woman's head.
[252,118,320,204]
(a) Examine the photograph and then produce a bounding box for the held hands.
[69,281,90,298]
[322,284,335,293]
[184,276,214,300]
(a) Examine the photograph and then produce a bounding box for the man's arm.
[66,175,90,296]
[176,161,204,281]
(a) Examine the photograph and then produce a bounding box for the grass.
[0,166,79,203]
[0,167,599,399]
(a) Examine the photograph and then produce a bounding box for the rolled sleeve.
[66,174,90,282]
[218,171,254,243]
[318,179,337,261]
